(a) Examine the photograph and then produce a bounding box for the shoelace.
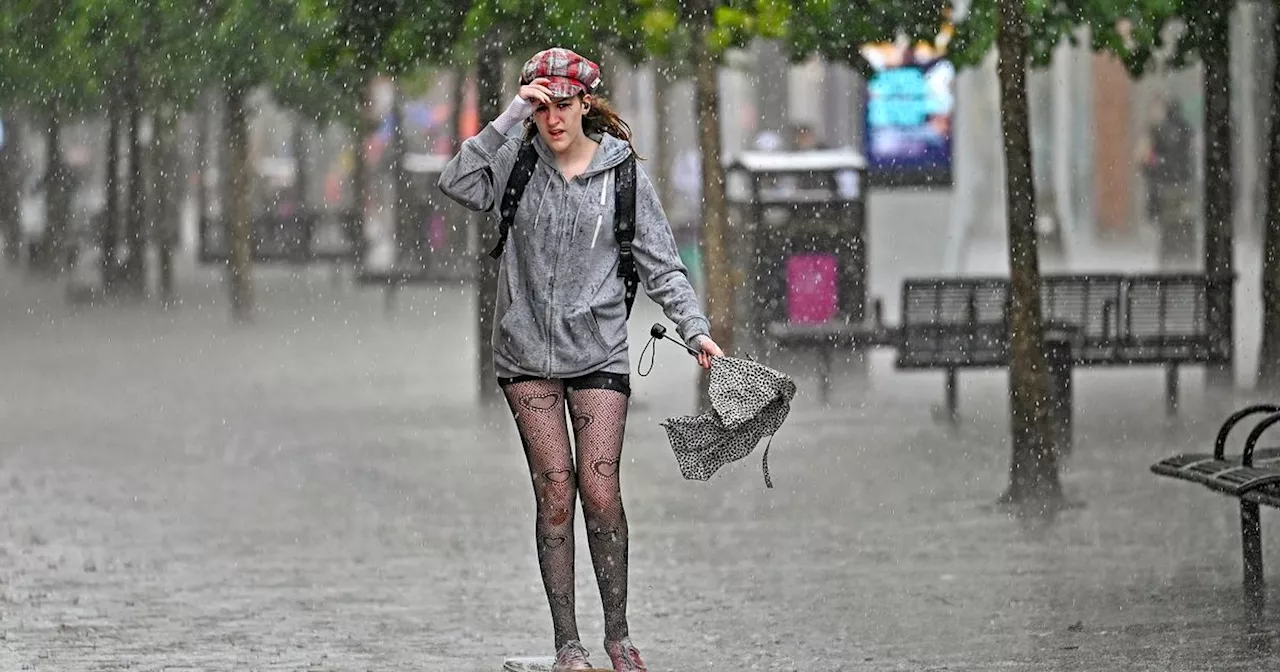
[556,641,592,669]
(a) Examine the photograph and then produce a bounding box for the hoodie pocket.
[554,306,611,372]
[495,293,544,369]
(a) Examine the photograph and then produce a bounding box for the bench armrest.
[1215,404,1280,460]
[1244,412,1280,467]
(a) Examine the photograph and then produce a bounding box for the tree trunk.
[102,106,121,293]
[390,80,417,267]
[1203,7,1236,389]
[293,118,309,214]
[349,78,371,265]
[995,0,1063,509]
[122,97,147,295]
[195,92,210,239]
[155,107,180,308]
[451,67,467,155]
[38,114,72,276]
[652,60,675,210]
[119,46,144,293]
[1260,3,1280,392]
[449,67,469,262]
[474,29,506,405]
[691,0,734,413]
[225,84,254,322]
[0,115,20,264]
[755,37,789,136]
[292,116,312,262]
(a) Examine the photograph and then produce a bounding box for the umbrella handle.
[649,323,701,358]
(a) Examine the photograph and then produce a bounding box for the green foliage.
[299,0,475,77]
[0,0,1226,131]
[205,0,307,92]
[0,0,97,115]
[1166,0,1232,68]
[66,0,216,111]
[781,0,1183,78]
[623,0,803,78]
[948,0,1181,76]
[456,0,645,64]
[786,1,951,74]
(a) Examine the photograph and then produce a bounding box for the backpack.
[487,141,640,318]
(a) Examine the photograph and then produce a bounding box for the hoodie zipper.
[545,171,599,377]
[546,176,571,376]
[531,140,621,377]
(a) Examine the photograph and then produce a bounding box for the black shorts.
[497,371,631,398]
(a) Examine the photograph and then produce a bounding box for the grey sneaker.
[552,640,594,672]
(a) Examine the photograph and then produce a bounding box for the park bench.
[898,273,1230,417]
[354,260,476,314]
[354,151,477,313]
[1150,404,1280,606]
[198,209,362,265]
[763,298,897,402]
[771,272,1228,412]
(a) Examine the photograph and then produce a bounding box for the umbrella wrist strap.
[762,436,775,489]
[638,334,657,377]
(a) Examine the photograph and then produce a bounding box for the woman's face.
[533,94,590,153]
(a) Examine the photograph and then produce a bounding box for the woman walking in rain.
[438,47,722,672]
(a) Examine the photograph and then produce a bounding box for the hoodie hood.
[530,130,633,179]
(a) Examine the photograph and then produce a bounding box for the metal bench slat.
[1151,447,1280,496]
[1243,483,1280,509]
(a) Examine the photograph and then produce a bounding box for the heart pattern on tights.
[593,459,620,478]
[522,393,561,411]
[543,469,573,484]
[572,414,593,433]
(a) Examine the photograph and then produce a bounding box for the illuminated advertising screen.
[861,33,955,187]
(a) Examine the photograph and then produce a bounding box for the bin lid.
[728,147,867,174]
[404,152,451,174]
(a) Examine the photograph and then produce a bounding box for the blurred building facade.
[607,7,1273,257]
[7,8,1272,268]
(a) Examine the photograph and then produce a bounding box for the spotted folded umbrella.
[641,324,797,488]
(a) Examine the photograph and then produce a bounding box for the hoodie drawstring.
[531,173,554,234]
[590,171,610,248]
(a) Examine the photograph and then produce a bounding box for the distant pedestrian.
[1137,97,1196,268]
[438,47,723,672]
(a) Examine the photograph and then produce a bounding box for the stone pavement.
[1,260,1280,671]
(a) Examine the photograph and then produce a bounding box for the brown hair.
[524,93,645,160]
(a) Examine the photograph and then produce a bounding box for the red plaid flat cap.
[520,48,602,99]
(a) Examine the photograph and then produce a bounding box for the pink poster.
[787,254,839,324]
[429,213,447,251]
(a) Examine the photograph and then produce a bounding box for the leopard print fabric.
[660,356,797,488]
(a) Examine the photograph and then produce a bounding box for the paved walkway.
[1,259,1279,671]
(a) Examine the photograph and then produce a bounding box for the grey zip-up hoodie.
[437,121,711,380]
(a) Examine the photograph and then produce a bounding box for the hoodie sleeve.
[436,122,524,213]
[631,162,712,347]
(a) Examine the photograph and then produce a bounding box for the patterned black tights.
[502,379,631,649]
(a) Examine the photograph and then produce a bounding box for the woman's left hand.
[695,336,724,369]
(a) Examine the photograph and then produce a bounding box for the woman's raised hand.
[519,77,555,106]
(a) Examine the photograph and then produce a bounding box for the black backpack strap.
[614,155,638,318]
[489,141,539,259]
